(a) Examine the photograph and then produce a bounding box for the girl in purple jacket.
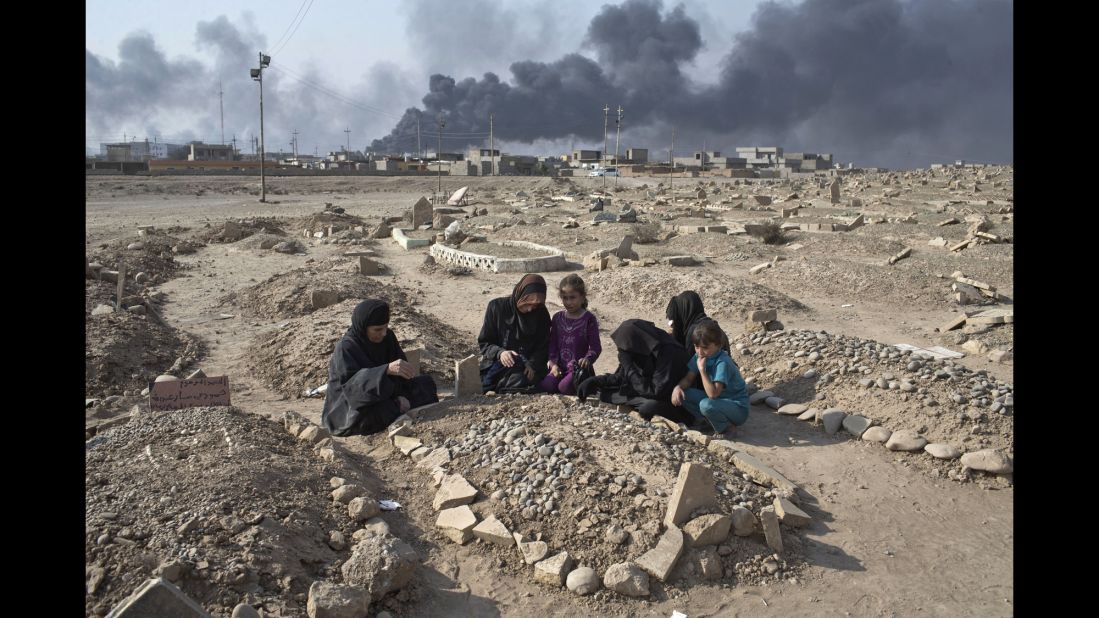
[540,274,601,396]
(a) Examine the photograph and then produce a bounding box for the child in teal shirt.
[671,321,749,436]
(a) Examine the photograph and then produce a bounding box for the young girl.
[671,321,749,437]
[540,274,601,396]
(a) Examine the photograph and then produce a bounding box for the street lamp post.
[437,116,446,202]
[250,52,271,202]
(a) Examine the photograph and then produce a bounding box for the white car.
[588,168,619,177]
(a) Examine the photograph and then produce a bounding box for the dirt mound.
[219,261,412,320]
[85,407,364,617]
[85,304,205,398]
[286,210,367,233]
[364,395,808,596]
[88,233,201,286]
[247,298,477,398]
[587,267,810,327]
[732,328,1013,469]
[192,217,287,244]
[230,233,301,252]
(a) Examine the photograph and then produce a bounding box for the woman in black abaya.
[665,291,730,352]
[321,299,438,436]
[477,273,551,393]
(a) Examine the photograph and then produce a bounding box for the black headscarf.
[666,291,708,347]
[611,319,668,356]
[509,273,549,339]
[347,299,402,367]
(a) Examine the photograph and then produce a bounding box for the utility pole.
[602,104,610,191]
[219,80,225,145]
[292,130,299,160]
[231,135,237,159]
[614,105,623,188]
[250,52,270,202]
[416,113,422,158]
[489,113,495,176]
[437,116,446,201]
[670,127,676,199]
[344,127,351,155]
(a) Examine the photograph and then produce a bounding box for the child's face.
[560,287,584,313]
[694,340,721,359]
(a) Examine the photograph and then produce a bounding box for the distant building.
[626,148,648,164]
[100,140,171,161]
[188,142,235,161]
[571,150,602,166]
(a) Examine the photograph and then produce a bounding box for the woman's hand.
[500,350,518,367]
[577,357,589,369]
[549,362,562,378]
[397,396,410,413]
[387,359,415,379]
[524,366,535,382]
[671,385,685,406]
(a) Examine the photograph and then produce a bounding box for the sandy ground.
[86,173,1013,616]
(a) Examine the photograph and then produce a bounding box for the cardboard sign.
[149,376,231,411]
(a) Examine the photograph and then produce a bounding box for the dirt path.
[89,177,1012,616]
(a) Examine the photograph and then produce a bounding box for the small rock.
[603,562,650,597]
[821,409,846,435]
[885,429,928,452]
[729,506,757,536]
[231,604,261,618]
[862,426,892,443]
[340,536,419,600]
[842,414,872,438]
[306,581,369,618]
[331,484,366,504]
[534,551,573,586]
[924,443,962,460]
[348,496,380,521]
[682,514,732,547]
[777,403,808,416]
[960,449,1013,474]
[565,567,600,595]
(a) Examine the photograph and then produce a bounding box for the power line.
[266,64,404,120]
[270,0,315,57]
[268,0,310,53]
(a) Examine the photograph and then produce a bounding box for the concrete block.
[311,290,340,310]
[636,525,685,582]
[454,354,481,397]
[534,551,573,586]
[748,308,777,323]
[773,497,811,527]
[759,506,783,553]
[105,577,212,618]
[664,463,717,526]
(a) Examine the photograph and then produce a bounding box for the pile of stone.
[381,398,809,598]
[732,329,1014,480]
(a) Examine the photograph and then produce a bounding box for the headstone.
[412,197,432,228]
[359,256,380,275]
[664,463,717,526]
[828,179,841,203]
[615,235,635,259]
[311,290,340,310]
[759,506,783,553]
[635,525,685,582]
[454,355,481,397]
[404,347,423,375]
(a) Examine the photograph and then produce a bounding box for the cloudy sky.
[86,0,1012,168]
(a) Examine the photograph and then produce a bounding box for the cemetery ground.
[85,171,1013,617]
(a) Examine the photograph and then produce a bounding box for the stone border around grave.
[379,398,810,599]
[430,241,568,273]
[392,227,432,250]
[747,387,1013,478]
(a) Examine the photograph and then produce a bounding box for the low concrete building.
[188,142,235,161]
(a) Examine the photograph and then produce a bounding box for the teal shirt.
[687,350,748,403]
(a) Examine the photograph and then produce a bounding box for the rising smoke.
[370,0,1012,168]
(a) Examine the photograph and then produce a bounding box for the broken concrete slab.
[748,308,777,323]
[664,255,699,267]
[359,256,381,275]
[729,451,799,498]
[472,514,513,546]
[664,463,718,526]
[534,551,573,586]
[392,435,423,455]
[773,497,811,528]
[432,474,478,511]
[941,313,968,332]
[105,577,212,618]
[435,505,478,544]
[683,514,732,547]
[306,581,370,618]
[759,506,784,553]
[415,447,452,471]
[636,525,685,582]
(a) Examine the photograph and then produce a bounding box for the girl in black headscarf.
[576,318,694,424]
[321,299,438,436]
[477,273,551,393]
[665,291,730,352]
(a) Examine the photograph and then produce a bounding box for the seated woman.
[478,273,551,393]
[665,290,730,352]
[576,318,693,425]
[321,299,438,436]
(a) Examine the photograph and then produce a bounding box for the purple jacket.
[547,310,601,371]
